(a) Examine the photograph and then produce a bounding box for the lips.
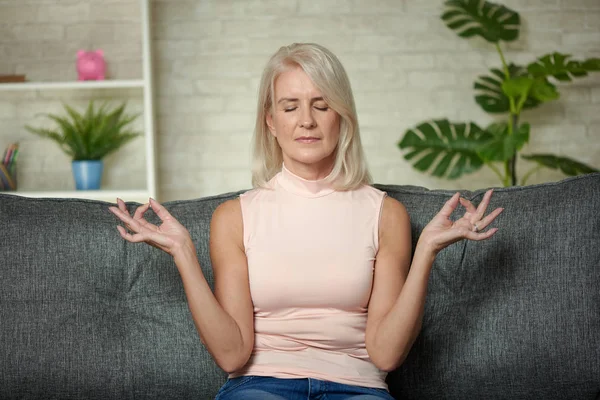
[295,137,321,143]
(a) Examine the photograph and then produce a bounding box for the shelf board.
[0,79,145,91]
[11,189,150,203]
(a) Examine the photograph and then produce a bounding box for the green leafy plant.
[26,101,141,161]
[398,0,600,186]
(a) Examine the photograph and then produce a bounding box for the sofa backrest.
[379,173,600,399]
[1,173,599,399]
[0,192,235,399]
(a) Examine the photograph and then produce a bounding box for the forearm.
[370,242,437,371]
[173,248,250,371]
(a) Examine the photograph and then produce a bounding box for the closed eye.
[283,106,329,112]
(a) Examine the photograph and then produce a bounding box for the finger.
[116,198,128,213]
[116,198,152,225]
[133,203,160,233]
[473,207,504,231]
[133,202,150,221]
[109,205,130,222]
[116,225,133,239]
[459,197,477,215]
[465,227,499,241]
[475,189,494,220]
[117,224,155,243]
[109,206,144,233]
[438,192,461,218]
[109,205,127,222]
[117,224,171,250]
[115,199,134,230]
[117,225,149,243]
[149,198,174,222]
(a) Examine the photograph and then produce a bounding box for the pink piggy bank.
[76,50,106,81]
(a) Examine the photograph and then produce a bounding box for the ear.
[77,50,85,58]
[266,111,276,137]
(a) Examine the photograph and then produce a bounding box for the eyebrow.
[277,96,325,104]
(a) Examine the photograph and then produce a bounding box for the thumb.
[437,192,460,219]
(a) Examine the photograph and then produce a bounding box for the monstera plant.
[398,0,600,186]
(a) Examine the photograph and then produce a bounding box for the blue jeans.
[215,375,395,400]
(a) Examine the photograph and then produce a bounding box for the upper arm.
[209,199,255,354]
[365,196,412,346]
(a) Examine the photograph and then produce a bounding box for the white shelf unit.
[0,79,145,91]
[15,189,150,203]
[0,0,157,204]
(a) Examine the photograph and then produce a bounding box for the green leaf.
[529,79,560,102]
[582,58,600,71]
[501,76,534,98]
[398,119,491,179]
[485,121,508,137]
[522,154,599,176]
[477,122,530,162]
[474,64,549,113]
[25,100,141,161]
[441,0,520,43]
[63,103,92,157]
[527,53,600,81]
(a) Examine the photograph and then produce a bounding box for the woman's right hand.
[108,197,194,258]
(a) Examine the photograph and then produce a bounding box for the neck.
[282,159,335,181]
[278,163,336,198]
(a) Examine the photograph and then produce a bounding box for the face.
[266,65,341,178]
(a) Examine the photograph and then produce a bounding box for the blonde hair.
[251,43,372,190]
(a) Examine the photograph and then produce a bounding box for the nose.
[299,108,316,129]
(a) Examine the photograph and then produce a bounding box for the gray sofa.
[1,173,599,399]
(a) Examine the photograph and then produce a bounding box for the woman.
[109,43,503,400]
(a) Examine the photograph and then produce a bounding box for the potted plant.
[398,0,599,186]
[26,101,141,190]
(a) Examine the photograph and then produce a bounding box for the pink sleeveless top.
[234,165,388,389]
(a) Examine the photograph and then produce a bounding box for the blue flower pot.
[72,160,103,190]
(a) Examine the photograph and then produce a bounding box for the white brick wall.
[0,0,598,201]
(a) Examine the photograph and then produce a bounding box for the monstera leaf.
[474,64,552,113]
[477,122,530,162]
[398,119,492,179]
[502,76,559,110]
[522,154,599,176]
[529,79,560,102]
[527,53,600,81]
[441,0,520,43]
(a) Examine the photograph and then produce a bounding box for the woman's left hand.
[419,189,504,255]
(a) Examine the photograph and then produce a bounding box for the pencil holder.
[0,163,17,191]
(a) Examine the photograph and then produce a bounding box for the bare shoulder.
[382,196,408,217]
[212,198,242,220]
[210,198,243,248]
[380,196,410,238]
[211,198,242,228]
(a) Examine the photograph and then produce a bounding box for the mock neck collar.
[277,164,336,198]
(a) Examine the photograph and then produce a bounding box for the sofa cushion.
[0,193,239,399]
[382,173,600,399]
